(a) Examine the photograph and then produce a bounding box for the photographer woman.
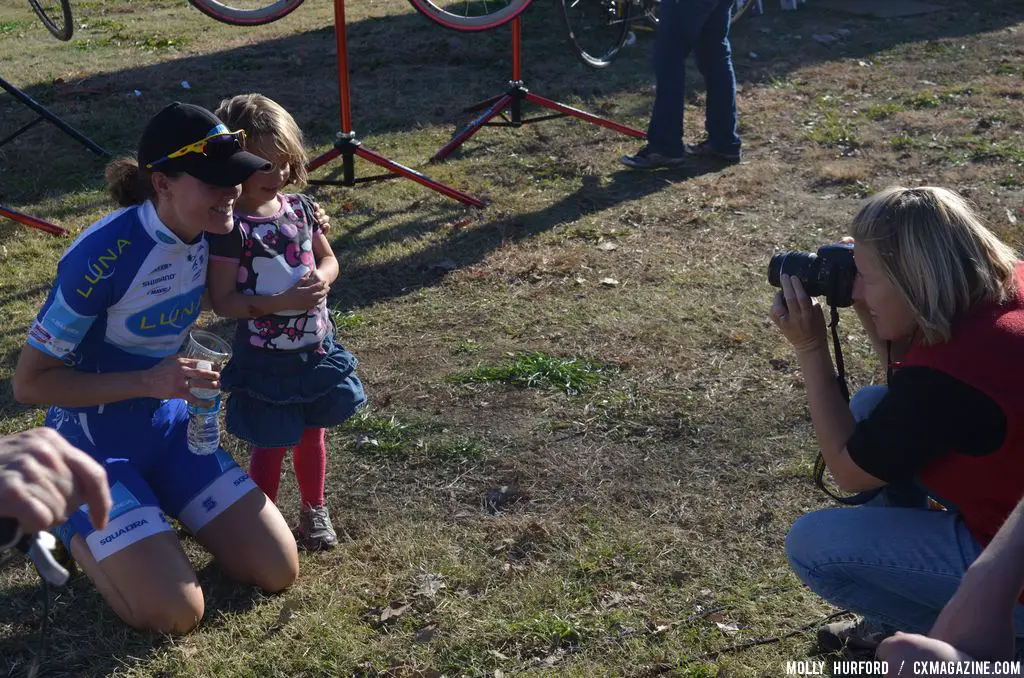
[771,186,1024,654]
[11,102,299,633]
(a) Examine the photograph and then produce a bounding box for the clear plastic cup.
[184,330,232,399]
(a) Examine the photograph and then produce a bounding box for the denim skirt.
[220,333,366,448]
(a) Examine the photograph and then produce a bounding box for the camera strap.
[812,304,884,506]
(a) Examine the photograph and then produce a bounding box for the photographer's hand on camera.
[0,428,111,539]
[142,356,221,406]
[771,275,828,355]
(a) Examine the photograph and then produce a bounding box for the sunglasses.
[145,129,247,170]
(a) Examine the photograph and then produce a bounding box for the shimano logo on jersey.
[98,518,149,545]
[126,290,203,337]
[75,239,132,300]
[142,274,175,288]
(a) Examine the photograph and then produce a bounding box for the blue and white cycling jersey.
[27,200,208,387]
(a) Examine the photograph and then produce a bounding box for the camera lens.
[768,251,820,294]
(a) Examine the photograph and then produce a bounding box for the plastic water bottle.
[186,360,221,455]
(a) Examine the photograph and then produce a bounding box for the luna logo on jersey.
[75,239,132,300]
[126,290,204,337]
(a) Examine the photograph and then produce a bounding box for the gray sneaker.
[684,140,742,164]
[817,617,890,654]
[619,145,685,170]
[296,504,338,551]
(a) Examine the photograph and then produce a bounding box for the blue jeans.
[786,386,1024,645]
[647,0,741,157]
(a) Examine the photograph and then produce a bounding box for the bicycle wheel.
[187,0,303,26]
[730,0,756,24]
[408,0,533,32]
[27,0,72,41]
[561,0,630,69]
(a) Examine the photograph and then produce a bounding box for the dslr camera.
[767,242,857,308]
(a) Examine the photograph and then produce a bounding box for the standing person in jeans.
[621,0,742,169]
[768,187,1024,655]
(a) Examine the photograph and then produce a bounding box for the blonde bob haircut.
[215,93,308,188]
[850,186,1019,346]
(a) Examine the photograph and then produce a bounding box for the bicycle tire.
[408,0,533,32]
[560,0,630,69]
[187,0,303,26]
[27,0,72,41]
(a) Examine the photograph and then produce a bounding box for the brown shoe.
[296,504,338,551]
[817,617,890,654]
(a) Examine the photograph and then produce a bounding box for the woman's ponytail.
[104,156,154,207]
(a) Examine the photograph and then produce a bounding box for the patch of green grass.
[904,92,941,109]
[999,176,1021,188]
[807,98,858,148]
[0,20,29,36]
[450,351,610,395]
[964,138,1024,163]
[890,133,919,151]
[995,63,1021,76]
[338,410,484,461]
[451,338,481,355]
[510,612,589,649]
[331,309,366,331]
[864,102,904,120]
[74,26,190,51]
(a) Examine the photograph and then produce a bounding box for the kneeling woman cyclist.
[12,102,299,633]
[771,186,1024,654]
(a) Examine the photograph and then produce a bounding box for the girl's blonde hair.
[215,93,308,188]
[851,186,1019,345]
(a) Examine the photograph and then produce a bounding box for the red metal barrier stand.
[430,16,645,163]
[306,0,485,208]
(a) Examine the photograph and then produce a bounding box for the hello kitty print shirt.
[208,194,330,352]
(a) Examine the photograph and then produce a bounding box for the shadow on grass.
[331,164,722,310]
[0,553,269,677]
[1,0,1021,203]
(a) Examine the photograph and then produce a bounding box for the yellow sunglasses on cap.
[145,129,247,170]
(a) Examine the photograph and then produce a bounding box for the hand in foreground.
[770,274,828,354]
[878,632,984,677]
[0,428,111,533]
[143,355,221,406]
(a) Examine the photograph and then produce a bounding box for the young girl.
[207,94,366,551]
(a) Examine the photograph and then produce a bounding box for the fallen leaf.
[1007,207,1017,225]
[600,277,619,287]
[414,623,437,643]
[414,572,447,599]
[650,619,678,634]
[356,436,379,450]
[265,597,299,637]
[715,621,741,635]
[379,602,411,622]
